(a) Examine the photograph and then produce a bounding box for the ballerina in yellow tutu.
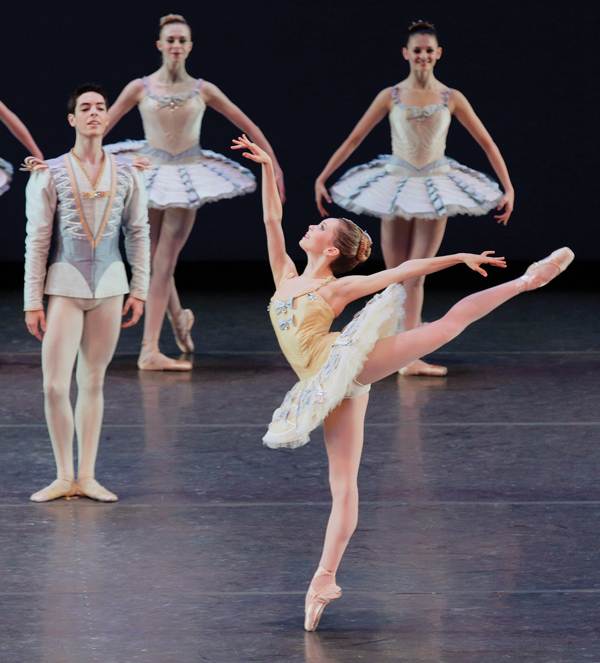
[232,134,573,631]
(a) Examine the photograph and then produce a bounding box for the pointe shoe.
[30,478,77,503]
[76,477,118,502]
[399,360,448,377]
[167,308,195,353]
[519,247,574,291]
[137,344,193,371]
[304,567,342,632]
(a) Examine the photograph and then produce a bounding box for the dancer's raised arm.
[315,89,391,216]
[232,135,295,286]
[105,79,146,135]
[0,100,43,159]
[332,251,506,306]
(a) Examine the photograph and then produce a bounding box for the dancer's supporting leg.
[138,207,196,370]
[30,296,84,502]
[305,392,369,631]
[381,215,448,376]
[75,296,123,501]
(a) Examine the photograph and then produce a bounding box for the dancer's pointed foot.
[138,342,192,371]
[399,358,448,377]
[304,566,342,631]
[76,477,118,502]
[519,247,574,292]
[167,308,195,353]
[30,478,77,502]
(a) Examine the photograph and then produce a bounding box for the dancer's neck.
[403,70,439,90]
[157,62,193,86]
[303,254,334,281]
[72,134,104,164]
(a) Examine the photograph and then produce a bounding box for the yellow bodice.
[269,278,339,381]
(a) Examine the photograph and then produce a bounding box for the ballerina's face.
[68,92,109,137]
[299,218,341,259]
[402,34,442,73]
[157,23,193,64]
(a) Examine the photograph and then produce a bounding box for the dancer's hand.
[25,310,46,341]
[315,178,332,217]
[122,297,144,328]
[463,251,507,276]
[495,190,514,226]
[231,135,272,165]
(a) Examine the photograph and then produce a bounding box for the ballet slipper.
[30,478,77,503]
[399,358,448,377]
[518,247,574,292]
[304,566,342,632]
[137,342,193,371]
[167,308,195,353]
[76,477,118,502]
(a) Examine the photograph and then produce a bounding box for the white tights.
[143,207,196,348]
[317,277,525,574]
[41,295,123,481]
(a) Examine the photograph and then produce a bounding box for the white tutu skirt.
[331,155,503,220]
[104,140,256,210]
[0,157,14,196]
[264,283,406,449]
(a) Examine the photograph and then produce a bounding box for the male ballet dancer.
[24,84,150,502]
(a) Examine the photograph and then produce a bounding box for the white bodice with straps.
[138,77,206,157]
[390,86,451,170]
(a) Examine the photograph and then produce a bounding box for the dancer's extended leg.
[31,296,84,502]
[304,393,369,631]
[139,207,196,370]
[359,259,568,386]
[75,296,123,502]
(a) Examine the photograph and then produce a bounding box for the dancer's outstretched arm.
[315,88,391,216]
[451,90,514,225]
[105,79,146,135]
[330,252,506,309]
[0,100,43,159]
[232,135,295,286]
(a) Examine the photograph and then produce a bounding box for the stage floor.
[1,288,599,662]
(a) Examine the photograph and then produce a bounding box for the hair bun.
[160,13,187,28]
[356,232,372,263]
[408,20,435,32]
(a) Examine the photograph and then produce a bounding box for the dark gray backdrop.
[0,0,595,264]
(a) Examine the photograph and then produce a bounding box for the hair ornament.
[409,20,436,31]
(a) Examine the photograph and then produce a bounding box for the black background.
[0,0,596,267]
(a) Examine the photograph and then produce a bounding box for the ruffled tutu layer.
[104,140,256,210]
[331,155,502,220]
[264,283,406,449]
[0,157,14,196]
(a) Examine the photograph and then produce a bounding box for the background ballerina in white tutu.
[104,14,284,370]
[233,134,571,631]
[315,21,515,376]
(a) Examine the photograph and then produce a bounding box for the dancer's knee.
[437,311,467,343]
[76,369,105,395]
[404,274,426,293]
[43,378,70,403]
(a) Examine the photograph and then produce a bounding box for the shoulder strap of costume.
[315,275,336,290]
[443,88,451,107]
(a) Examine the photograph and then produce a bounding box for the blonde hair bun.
[159,14,187,29]
[356,233,372,263]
